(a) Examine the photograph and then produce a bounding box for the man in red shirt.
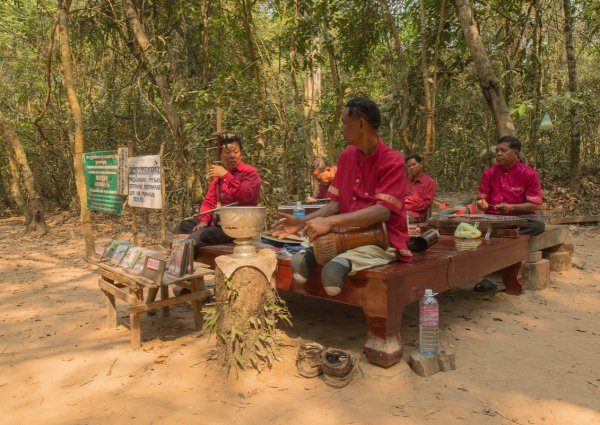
[405,154,436,223]
[306,156,337,201]
[177,134,261,249]
[476,135,545,235]
[272,97,411,296]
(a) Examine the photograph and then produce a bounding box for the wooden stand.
[87,258,213,348]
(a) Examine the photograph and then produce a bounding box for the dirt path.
[0,214,598,425]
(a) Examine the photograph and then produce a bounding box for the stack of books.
[165,238,195,277]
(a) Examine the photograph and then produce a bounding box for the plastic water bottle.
[293,201,305,219]
[419,289,439,356]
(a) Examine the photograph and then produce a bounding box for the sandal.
[473,278,498,293]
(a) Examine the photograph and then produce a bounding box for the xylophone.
[428,214,528,237]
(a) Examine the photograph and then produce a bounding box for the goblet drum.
[219,206,266,258]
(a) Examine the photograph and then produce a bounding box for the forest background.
[1,0,599,249]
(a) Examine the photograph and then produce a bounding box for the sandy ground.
[0,213,599,425]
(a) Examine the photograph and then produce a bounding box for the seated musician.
[405,154,436,223]
[476,135,545,236]
[272,97,412,296]
[306,156,337,201]
[176,134,261,251]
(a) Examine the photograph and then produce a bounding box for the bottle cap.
[296,201,301,207]
[424,289,433,296]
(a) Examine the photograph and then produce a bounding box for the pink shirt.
[199,161,261,224]
[477,162,542,215]
[326,140,411,261]
[405,173,436,221]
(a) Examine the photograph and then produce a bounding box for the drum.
[312,223,388,265]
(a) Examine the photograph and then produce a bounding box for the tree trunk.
[379,0,411,152]
[430,0,446,156]
[123,0,197,210]
[322,14,344,159]
[562,0,581,191]
[201,0,210,89]
[239,0,267,147]
[529,0,542,166]
[57,0,94,254]
[304,38,325,158]
[453,0,516,138]
[0,131,30,224]
[289,0,310,145]
[419,0,434,165]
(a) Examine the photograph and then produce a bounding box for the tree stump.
[212,251,287,373]
[522,259,550,290]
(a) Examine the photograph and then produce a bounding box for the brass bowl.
[219,206,266,239]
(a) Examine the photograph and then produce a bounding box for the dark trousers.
[518,214,545,236]
[177,217,233,257]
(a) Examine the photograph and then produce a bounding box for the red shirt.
[405,173,436,221]
[326,140,411,261]
[199,161,261,224]
[477,162,542,215]
[315,181,331,199]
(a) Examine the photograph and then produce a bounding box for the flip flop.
[473,278,498,293]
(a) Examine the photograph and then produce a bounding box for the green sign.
[83,150,124,214]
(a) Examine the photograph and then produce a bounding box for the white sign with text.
[128,155,162,209]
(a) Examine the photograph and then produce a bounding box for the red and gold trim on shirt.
[375,193,403,209]
[327,185,339,196]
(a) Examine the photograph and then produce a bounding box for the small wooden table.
[86,258,213,348]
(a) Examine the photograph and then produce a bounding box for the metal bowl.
[219,206,266,239]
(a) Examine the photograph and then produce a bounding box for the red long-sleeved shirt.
[405,173,436,221]
[198,161,261,224]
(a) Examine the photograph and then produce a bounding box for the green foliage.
[0,0,599,214]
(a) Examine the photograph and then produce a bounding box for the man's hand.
[208,164,229,179]
[495,203,513,214]
[303,217,334,241]
[476,198,489,211]
[192,221,208,232]
[270,213,304,239]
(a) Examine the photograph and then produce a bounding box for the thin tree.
[453,0,517,137]
[0,112,48,233]
[562,0,581,191]
[0,123,31,225]
[56,0,95,255]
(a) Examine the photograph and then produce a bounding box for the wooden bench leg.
[102,288,117,328]
[130,312,141,349]
[160,285,170,317]
[362,279,406,368]
[502,261,524,295]
[190,277,204,330]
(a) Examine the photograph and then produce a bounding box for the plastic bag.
[539,112,553,131]
[454,222,482,239]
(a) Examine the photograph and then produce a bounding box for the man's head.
[311,156,336,184]
[405,154,423,177]
[340,97,381,145]
[495,135,521,169]
[218,134,242,171]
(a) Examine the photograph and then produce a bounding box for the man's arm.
[221,168,261,204]
[198,179,218,224]
[303,204,389,241]
[496,202,540,215]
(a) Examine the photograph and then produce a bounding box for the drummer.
[476,135,545,235]
[175,134,261,251]
[272,97,411,296]
[306,156,337,201]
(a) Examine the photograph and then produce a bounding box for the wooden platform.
[197,235,529,368]
[86,258,213,348]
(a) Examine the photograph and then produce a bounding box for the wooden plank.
[98,277,138,304]
[126,289,211,314]
[548,215,600,225]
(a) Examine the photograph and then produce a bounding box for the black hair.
[405,154,422,163]
[345,97,381,130]
[311,156,331,172]
[219,134,242,150]
[497,135,521,152]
